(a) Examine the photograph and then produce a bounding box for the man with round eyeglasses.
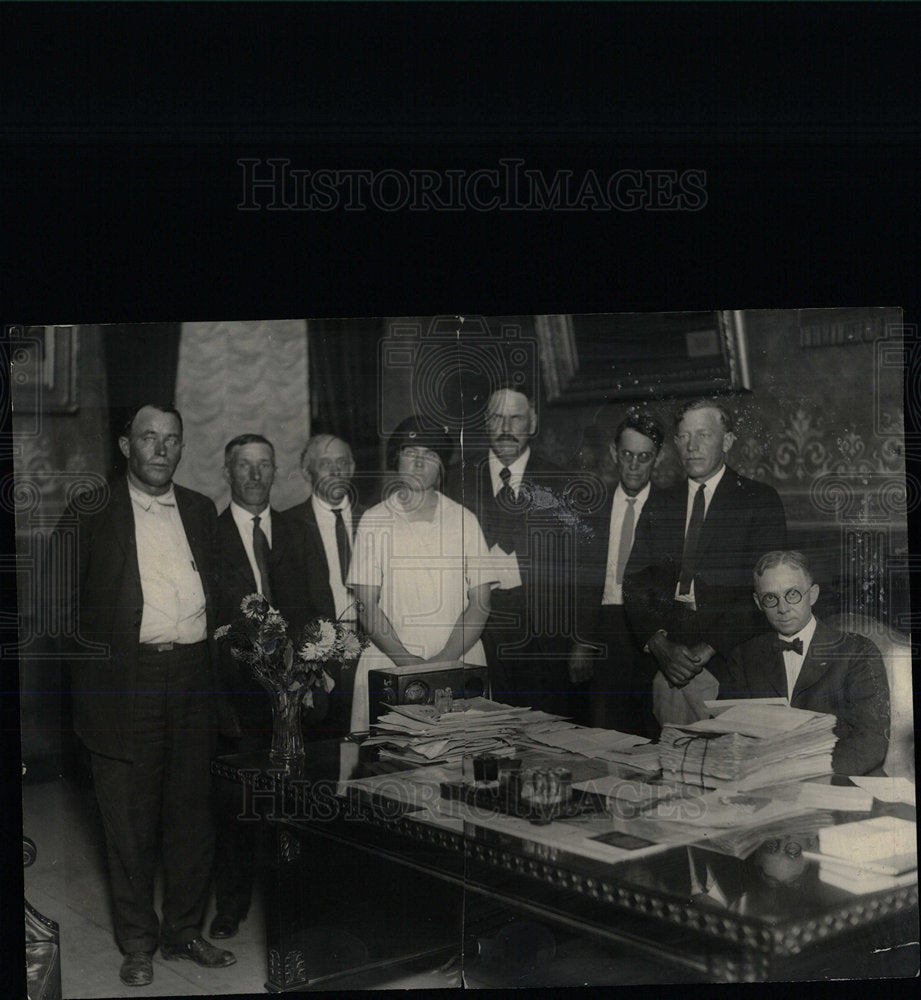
[720,550,890,776]
[569,407,664,735]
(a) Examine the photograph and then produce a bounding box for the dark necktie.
[775,636,804,655]
[252,515,274,605]
[614,497,637,586]
[332,507,350,585]
[494,467,517,554]
[678,484,706,596]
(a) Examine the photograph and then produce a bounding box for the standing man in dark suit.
[624,398,787,726]
[210,433,303,940]
[721,550,890,776]
[568,408,664,735]
[66,404,235,987]
[445,383,570,713]
[280,433,360,735]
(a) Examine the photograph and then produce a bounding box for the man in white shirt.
[66,404,234,986]
[281,434,361,734]
[721,550,890,776]
[569,409,664,734]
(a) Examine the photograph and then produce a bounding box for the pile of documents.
[366,697,567,766]
[518,725,659,772]
[810,816,918,893]
[658,702,837,790]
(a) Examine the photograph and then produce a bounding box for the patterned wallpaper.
[174,319,311,512]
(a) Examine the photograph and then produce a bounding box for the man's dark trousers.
[89,642,215,953]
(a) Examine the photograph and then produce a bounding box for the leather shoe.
[160,936,237,968]
[119,952,154,987]
[209,914,240,939]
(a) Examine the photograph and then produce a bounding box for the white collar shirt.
[779,614,818,703]
[311,494,355,620]
[602,483,651,606]
[129,481,207,644]
[230,501,272,596]
[489,446,531,498]
[674,463,728,608]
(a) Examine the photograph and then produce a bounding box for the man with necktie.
[445,383,570,713]
[624,398,787,728]
[64,404,234,987]
[568,408,664,734]
[210,433,304,940]
[280,434,361,735]
[720,550,890,776]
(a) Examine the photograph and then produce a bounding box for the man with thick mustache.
[446,383,570,713]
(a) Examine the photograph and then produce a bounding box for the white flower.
[340,631,362,659]
[213,624,231,640]
[316,619,336,651]
[299,641,321,663]
[240,594,268,620]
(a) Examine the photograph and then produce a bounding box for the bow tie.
[774,637,803,655]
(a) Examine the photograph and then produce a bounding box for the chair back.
[826,614,914,779]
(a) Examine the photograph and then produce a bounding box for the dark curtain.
[103,324,181,478]
[308,318,383,505]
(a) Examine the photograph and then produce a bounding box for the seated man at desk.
[720,550,890,776]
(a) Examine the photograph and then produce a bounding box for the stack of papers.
[367,698,569,766]
[810,816,918,893]
[520,725,657,770]
[658,703,837,789]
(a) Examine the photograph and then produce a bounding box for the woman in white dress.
[347,416,494,732]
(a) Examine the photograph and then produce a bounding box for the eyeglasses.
[616,448,655,466]
[756,588,805,609]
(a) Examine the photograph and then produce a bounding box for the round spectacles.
[617,448,655,466]
[756,588,805,609]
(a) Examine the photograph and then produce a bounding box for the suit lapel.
[108,478,137,555]
[695,467,736,557]
[791,619,836,701]
[219,507,258,591]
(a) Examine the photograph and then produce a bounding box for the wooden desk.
[212,742,918,990]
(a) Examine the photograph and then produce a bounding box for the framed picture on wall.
[536,310,750,405]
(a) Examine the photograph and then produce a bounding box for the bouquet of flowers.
[214,594,368,708]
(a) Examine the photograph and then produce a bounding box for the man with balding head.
[279,434,362,734]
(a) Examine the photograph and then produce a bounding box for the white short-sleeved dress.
[347,491,495,731]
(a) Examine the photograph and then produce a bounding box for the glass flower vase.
[268,688,307,768]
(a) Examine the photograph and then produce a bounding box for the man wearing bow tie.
[720,550,890,776]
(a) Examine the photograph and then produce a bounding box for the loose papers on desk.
[658,703,836,789]
[368,698,568,766]
[520,725,660,772]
